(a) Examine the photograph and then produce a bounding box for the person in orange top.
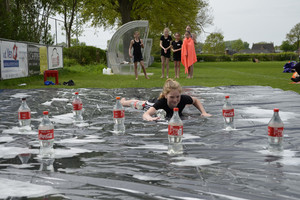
[181,31,197,79]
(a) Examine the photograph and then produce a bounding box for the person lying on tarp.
[291,62,300,82]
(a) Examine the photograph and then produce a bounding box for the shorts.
[173,52,181,61]
[134,53,143,63]
[161,49,171,58]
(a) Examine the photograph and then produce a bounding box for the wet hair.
[158,79,182,99]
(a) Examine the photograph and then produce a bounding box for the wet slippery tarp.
[0,86,300,199]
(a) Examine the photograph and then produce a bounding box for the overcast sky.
[53,0,300,49]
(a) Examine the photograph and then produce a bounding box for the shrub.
[63,46,106,65]
[63,58,79,67]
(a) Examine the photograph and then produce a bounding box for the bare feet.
[120,98,126,104]
[136,78,138,80]
[145,76,150,79]
[160,76,164,78]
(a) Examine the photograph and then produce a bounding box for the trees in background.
[203,32,225,54]
[0,0,59,44]
[281,22,300,53]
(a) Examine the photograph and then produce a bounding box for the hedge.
[63,46,106,65]
[153,52,298,62]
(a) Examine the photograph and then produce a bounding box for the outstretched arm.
[143,107,160,121]
[191,97,212,117]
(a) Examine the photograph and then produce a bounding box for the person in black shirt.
[171,33,183,78]
[129,31,149,80]
[120,79,212,121]
[160,28,172,78]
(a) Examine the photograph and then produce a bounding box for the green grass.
[0,61,299,94]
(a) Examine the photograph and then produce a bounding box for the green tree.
[232,39,245,52]
[280,40,296,52]
[82,0,212,54]
[0,0,58,44]
[203,32,225,54]
[243,42,250,50]
[286,22,300,54]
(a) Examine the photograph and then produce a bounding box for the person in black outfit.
[160,28,172,78]
[291,62,300,82]
[120,79,212,121]
[129,31,149,80]
[171,33,183,78]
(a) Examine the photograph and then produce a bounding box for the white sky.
[52,0,300,49]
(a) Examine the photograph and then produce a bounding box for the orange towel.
[181,38,197,73]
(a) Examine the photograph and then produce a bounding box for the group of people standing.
[129,25,198,80]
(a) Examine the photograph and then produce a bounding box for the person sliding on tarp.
[120,79,212,121]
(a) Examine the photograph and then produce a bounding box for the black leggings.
[295,62,300,74]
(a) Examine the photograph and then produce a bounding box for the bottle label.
[223,109,234,117]
[18,112,31,120]
[268,126,283,137]
[168,125,183,136]
[113,110,125,118]
[73,103,83,111]
[39,129,54,140]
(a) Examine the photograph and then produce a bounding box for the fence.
[0,38,64,80]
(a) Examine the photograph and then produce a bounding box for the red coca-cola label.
[73,103,83,111]
[113,110,125,118]
[18,112,31,120]
[268,126,283,137]
[168,125,183,136]
[38,129,54,140]
[223,109,234,117]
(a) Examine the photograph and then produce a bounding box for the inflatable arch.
[107,20,152,75]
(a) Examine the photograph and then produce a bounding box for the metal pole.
[55,19,58,45]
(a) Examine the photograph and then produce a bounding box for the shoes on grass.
[63,80,75,86]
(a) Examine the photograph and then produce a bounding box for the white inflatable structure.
[107,20,152,75]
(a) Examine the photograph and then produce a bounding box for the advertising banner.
[48,46,63,69]
[1,41,28,79]
[28,45,40,75]
[39,46,48,74]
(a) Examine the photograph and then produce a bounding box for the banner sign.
[39,46,48,74]
[27,45,40,75]
[1,41,28,79]
[48,46,63,69]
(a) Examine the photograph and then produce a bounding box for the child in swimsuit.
[121,79,212,121]
[129,31,149,80]
[171,33,183,79]
[160,28,172,78]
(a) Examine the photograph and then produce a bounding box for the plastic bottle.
[130,100,145,110]
[268,108,284,151]
[168,108,183,143]
[72,92,83,121]
[156,109,167,120]
[18,98,31,127]
[38,111,54,158]
[113,97,125,134]
[222,96,235,130]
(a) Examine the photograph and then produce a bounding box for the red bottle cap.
[116,97,121,100]
[274,108,279,112]
[75,92,79,95]
[173,107,179,112]
[225,96,229,99]
[43,111,49,115]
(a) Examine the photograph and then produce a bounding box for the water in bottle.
[72,92,83,121]
[268,108,284,152]
[113,97,125,134]
[18,98,31,128]
[168,108,183,155]
[222,96,235,130]
[38,111,54,158]
[130,100,145,110]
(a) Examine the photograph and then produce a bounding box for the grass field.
[0,61,299,94]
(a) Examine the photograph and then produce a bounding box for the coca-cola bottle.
[130,100,145,110]
[113,97,125,134]
[38,111,54,158]
[222,96,235,130]
[268,108,284,151]
[168,108,183,143]
[18,98,31,127]
[72,92,83,121]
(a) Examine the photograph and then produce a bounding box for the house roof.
[252,43,275,53]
